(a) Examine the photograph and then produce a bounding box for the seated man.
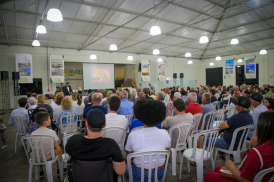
[117,90,134,115]
[185,92,203,115]
[156,91,169,114]
[163,98,193,148]
[202,96,253,153]
[209,89,217,103]
[29,97,37,109]
[125,99,171,181]
[82,93,107,121]
[105,96,127,130]
[143,88,153,99]
[66,109,126,176]
[9,97,30,133]
[31,112,63,177]
[200,93,216,130]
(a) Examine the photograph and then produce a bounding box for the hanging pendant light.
[47,8,63,22]
[36,25,47,34]
[32,40,40,46]
[237,59,243,63]
[150,26,161,35]
[127,56,133,60]
[259,49,267,55]
[185,52,191,57]
[209,62,214,66]
[230,38,239,45]
[157,58,163,62]
[216,56,221,61]
[153,49,160,55]
[109,44,118,51]
[188,60,193,64]
[90,54,97,60]
[199,36,209,43]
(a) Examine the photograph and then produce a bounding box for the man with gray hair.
[174,92,181,100]
[130,89,137,104]
[157,91,168,114]
[138,92,146,100]
[50,91,55,100]
[185,92,202,115]
[198,89,205,104]
[29,97,37,109]
[82,93,107,120]
[143,88,153,100]
[117,90,134,115]
[200,93,216,130]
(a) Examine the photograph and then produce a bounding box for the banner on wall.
[158,61,166,81]
[16,53,33,83]
[225,59,234,75]
[141,60,150,81]
[50,55,64,83]
[244,57,256,79]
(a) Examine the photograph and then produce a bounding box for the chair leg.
[15,134,18,153]
[171,148,176,176]
[225,153,230,162]
[179,155,184,179]
[196,160,203,182]
[29,164,33,182]
[234,151,241,164]
[210,155,215,171]
[45,162,53,182]
[187,160,190,173]
[34,166,40,180]
[214,148,219,170]
[57,157,64,181]
[188,136,192,148]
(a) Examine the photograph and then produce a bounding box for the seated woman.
[263,98,274,111]
[220,88,233,109]
[51,93,64,122]
[204,111,274,182]
[56,97,77,127]
[125,99,171,182]
[73,93,85,108]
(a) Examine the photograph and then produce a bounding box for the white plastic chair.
[53,107,62,122]
[179,129,219,182]
[127,150,170,182]
[199,111,217,131]
[21,135,64,182]
[253,167,274,182]
[214,124,253,165]
[212,109,225,129]
[58,114,78,144]
[131,126,144,132]
[12,116,30,153]
[246,125,257,149]
[102,127,127,151]
[62,133,74,163]
[124,114,134,133]
[168,122,192,176]
[226,107,238,118]
[75,106,85,128]
[188,113,203,148]
[212,101,219,110]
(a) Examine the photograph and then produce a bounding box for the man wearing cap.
[66,109,126,176]
[248,92,268,139]
[62,82,73,94]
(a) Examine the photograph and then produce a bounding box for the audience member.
[112,88,118,96]
[148,83,155,92]
[173,92,181,100]
[73,94,84,108]
[105,96,127,130]
[209,89,217,103]
[198,89,205,104]
[100,91,107,105]
[156,91,168,114]
[130,89,137,103]
[150,90,156,100]
[241,89,250,97]
[29,97,37,109]
[84,89,92,106]
[181,90,187,102]
[218,86,226,101]
[82,93,107,120]
[143,88,153,99]
[219,88,233,109]
[200,93,216,130]
[117,90,134,115]
[125,99,170,181]
[138,92,146,100]
[44,94,53,105]
[263,98,274,111]
[37,95,45,105]
[56,97,77,126]
[27,92,32,104]
[233,85,241,94]
[51,94,64,122]
[185,92,203,115]
[66,109,126,176]
[49,91,55,100]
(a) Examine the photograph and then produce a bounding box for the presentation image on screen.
[83,63,115,90]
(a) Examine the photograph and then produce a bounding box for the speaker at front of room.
[180,73,184,78]
[173,73,177,78]
[12,72,20,80]
[1,71,9,80]
[138,63,141,72]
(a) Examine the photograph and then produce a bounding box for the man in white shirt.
[105,96,127,129]
[29,97,37,109]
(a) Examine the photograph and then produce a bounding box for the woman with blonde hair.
[150,90,156,100]
[37,95,45,105]
[100,91,108,105]
[56,97,77,126]
[73,94,84,108]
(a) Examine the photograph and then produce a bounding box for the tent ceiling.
[0,0,274,60]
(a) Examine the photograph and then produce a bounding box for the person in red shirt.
[204,111,274,182]
[263,98,274,111]
[185,92,203,115]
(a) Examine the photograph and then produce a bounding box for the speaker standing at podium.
[63,82,73,95]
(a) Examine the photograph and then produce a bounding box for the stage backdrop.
[64,62,83,90]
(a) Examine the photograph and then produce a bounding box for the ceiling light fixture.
[188,60,193,64]
[209,62,214,66]
[199,36,209,43]
[150,26,161,35]
[90,54,97,60]
[237,66,241,67]
[47,8,63,22]
[185,52,191,57]
[153,49,160,55]
[216,56,221,61]
[32,40,40,46]
[109,44,118,51]
[230,38,239,45]
[260,49,267,55]
[36,25,47,34]
[237,59,243,63]
[127,56,133,60]
[157,58,163,62]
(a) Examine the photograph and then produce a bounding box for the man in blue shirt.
[200,93,216,130]
[156,91,168,114]
[82,93,107,120]
[209,89,217,103]
[117,90,134,115]
[148,83,155,92]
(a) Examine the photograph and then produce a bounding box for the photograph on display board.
[51,69,64,76]
[141,63,150,76]
[17,55,31,76]
[245,64,255,74]
[51,59,64,68]
[158,64,165,76]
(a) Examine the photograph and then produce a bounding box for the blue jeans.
[125,163,165,182]
[205,136,230,150]
[219,100,228,109]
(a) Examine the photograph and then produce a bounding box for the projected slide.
[83,63,114,90]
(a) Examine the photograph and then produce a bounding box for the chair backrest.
[253,167,274,182]
[75,106,84,116]
[131,126,144,132]
[191,113,203,135]
[228,124,254,151]
[124,114,134,126]
[63,133,75,160]
[127,150,170,182]
[214,109,225,128]
[222,94,228,99]
[21,135,56,165]
[53,107,62,122]
[227,107,238,118]
[200,111,217,131]
[59,114,78,135]
[212,101,219,110]
[102,127,127,151]
[168,122,192,150]
[12,116,30,135]
[71,159,116,182]
[191,129,219,160]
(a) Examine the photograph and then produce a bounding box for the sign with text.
[50,55,64,83]
[16,53,33,83]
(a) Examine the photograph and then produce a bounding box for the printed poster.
[16,53,33,83]
[245,57,256,79]
[141,60,150,81]
[50,55,64,83]
[225,59,234,74]
[158,61,166,81]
